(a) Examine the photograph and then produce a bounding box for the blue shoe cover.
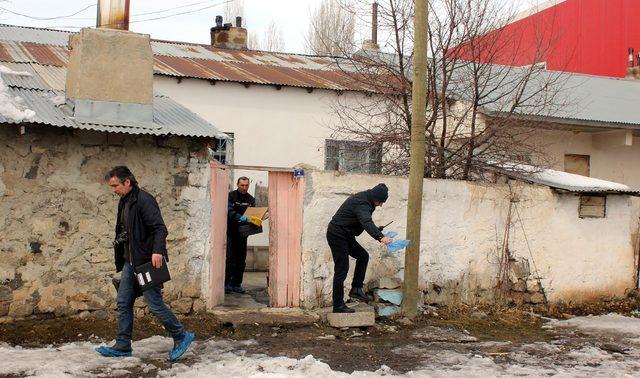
[387,239,410,253]
[232,286,246,294]
[168,332,195,362]
[384,230,398,238]
[95,346,132,357]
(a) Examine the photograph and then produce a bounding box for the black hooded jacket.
[328,189,385,241]
[113,187,169,272]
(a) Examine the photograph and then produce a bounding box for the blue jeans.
[114,262,185,351]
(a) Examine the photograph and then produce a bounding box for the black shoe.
[333,304,355,313]
[349,287,372,302]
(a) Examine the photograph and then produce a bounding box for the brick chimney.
[97,0,130,30]
[210,15,248,49]
[65,28,154,123]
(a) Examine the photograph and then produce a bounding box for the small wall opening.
[564,154,590,176]
[579,194,606,218]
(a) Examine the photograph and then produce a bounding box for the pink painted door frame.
[208,166,304,309]
[268,172,304,307]
[208,162,229,308]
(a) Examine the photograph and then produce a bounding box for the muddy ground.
[3,296,639,374]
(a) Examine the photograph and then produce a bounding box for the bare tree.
[248,30,262,50]
[247,21,285,52]
[223,0,244,22]
[306,0,357,56]
[262,21,285,52]
[325,0,566,180]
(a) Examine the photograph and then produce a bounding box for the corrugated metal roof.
[0,24,371,92]
[0,40,69,66]
[0,62,65,90]
[3,24,640,126]
[0,24,71,46]
[0,62,51,90]
[445,63,640,128]
[1,86,228,139]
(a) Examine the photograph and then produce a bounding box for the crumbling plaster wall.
[300,170,636,308]
[0,125,212,321]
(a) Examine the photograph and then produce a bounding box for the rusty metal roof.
[0,24,374,92]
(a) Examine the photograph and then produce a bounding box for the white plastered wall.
[299,169,636,308]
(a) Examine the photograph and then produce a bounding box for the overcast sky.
[0,0,536,54]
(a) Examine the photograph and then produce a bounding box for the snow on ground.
[3,315,640,377]
[548,313,640,336]
[0,64,35,122]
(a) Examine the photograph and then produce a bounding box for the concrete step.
[326,303,375,328]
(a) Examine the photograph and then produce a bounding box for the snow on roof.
[0,64,35,122]
[498,163,639,195]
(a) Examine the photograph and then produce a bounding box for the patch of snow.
[531,168,631,191]
[0,65,35,122]
[551,313,640,337]
[4,316,640,377]
[499,162,632,192]
[0,65,31,77]
[49,94,66,106]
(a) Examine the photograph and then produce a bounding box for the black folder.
[134,257,171,291]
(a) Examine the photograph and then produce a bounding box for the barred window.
[325,139,382,174]
[211,132,234,165]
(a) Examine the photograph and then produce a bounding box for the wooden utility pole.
[401,0,428,319]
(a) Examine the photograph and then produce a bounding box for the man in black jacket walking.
[225,176,256,293]
[327,183,393,313]
[96,166,194,361]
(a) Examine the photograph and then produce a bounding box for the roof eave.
[484,111,640,131]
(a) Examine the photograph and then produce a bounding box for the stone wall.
[0,125,212,321]
[300,170,637,308]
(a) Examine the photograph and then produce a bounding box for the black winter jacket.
[328,189,385,241]
[113,187,169,272]
[227,190,255,233]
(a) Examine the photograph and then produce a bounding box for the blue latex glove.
[240,215,248,223]
[384,230,398,238]
[387,239,410,253]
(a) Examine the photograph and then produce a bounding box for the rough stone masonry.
[0,125,213,321]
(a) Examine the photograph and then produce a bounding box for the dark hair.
[237,176,250,185]
[105,166,138,187]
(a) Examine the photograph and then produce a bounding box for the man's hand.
[152,253,163,268]
[240,215,248,223]
[380,237,393,245]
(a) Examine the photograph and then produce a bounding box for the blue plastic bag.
[387,239,410,253]
[384,230,398,238]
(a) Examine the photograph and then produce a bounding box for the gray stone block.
[327,303,375,328]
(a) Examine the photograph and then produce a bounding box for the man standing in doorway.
[327,183,393,313]
[97,166,194,361]
[226,176,256,294]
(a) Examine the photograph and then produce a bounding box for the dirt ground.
[6,296,639,374]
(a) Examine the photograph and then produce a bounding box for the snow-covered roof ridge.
[498,163,638,195]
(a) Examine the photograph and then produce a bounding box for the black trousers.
[225,231,248,287]
[326,226,369,307]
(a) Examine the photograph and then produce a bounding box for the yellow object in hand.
[248,216,262,227]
